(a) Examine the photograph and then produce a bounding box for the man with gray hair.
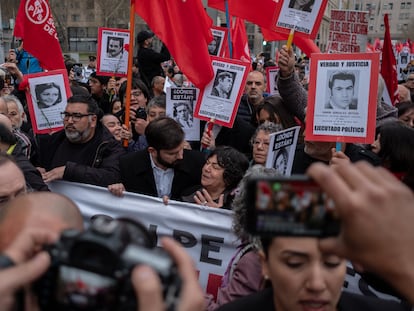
[3,95,32,159]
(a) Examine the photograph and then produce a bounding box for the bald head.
[0,192,84,250]
[0,113,13,131]
[398,84,411,102]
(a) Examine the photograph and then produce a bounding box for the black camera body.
[35,218,180,311]
[134,107,147,120]
[72,63,84,82]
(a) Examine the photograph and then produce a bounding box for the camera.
[34,217,181,311]
[72,63,84,82]
[245,175,340,237]
[134,107,147,120]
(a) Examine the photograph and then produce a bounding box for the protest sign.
[327,10,369,53]
[48,181,238,298]
[265,126,301,176]
[266,66,280,95]
[272,0,328,39]
[166,87,200,141]
[306,53,379,144]
[194,57,249,127]
[209,26,228,57]
[96,27,130,77]
[25,69,71,134]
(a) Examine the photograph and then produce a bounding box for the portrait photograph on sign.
[25,69,71,134]
[266,66,280,95]
[272,0,328,39]
[166,87,200,142]
[265,126,301,176]
[194,57,250,128]
[209,26,228,57]
[96,27,130,77]
[306,52,380,144]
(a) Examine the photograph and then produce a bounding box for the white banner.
[49,181,238,296]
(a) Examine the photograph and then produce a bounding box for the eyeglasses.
[205,159,224,170]
[131,91,143,97]
[253,140,270,148]
[61,112,94,122]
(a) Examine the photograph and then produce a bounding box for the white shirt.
[150,154,174,198]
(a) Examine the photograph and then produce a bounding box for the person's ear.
[148,146,157,158]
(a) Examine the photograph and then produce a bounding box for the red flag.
[261,28,321,57]
[208,0,277,30]
[380,14,398,106]
[231,18,250,62]
[14,0,65,71]
[136,1,214,88]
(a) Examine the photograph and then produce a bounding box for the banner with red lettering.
[327,10,369,53]
[49,181,238,299]
[14,0,65,71]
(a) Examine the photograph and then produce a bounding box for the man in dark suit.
[325,71,358,110]
[108,117,206,200]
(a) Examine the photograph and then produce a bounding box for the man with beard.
[35,95,126,187]
[108,117,205,200]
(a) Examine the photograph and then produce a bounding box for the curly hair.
[208,146,249,191]
[232,165,278,242]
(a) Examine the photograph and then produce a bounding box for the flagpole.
[224,0,233,58]
[123,0,136,147]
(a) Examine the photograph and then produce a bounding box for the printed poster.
[306,53,380,144]
[25,69,72,134]
[194,57,250,128]
[166,87,201,142]
[265,126,301,176]
[327,10,369,53]
[96,27,130,77]
[272,0,328,39]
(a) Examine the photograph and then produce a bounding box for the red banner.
[136,1,214,88]
[14,0,65,71]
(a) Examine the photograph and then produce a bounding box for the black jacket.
[35,126,126,186]
[12,141,49,192]
[217,287,409,311]
[137,45,170,88]
[119,149,205,200]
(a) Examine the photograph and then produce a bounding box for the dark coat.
[12,141,49,192]
[35,126,126,186]
[119,149,206,200]
[217,287,409,311]
[137,45,170,88]
[291,143,381,174]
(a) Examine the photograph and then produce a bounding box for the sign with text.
[306,53,380,144]
[266,66,280,95]
[96,27,130,77]
[327,10,369,53]
[194,57,250,127]
[209,26,228,57]
[272,0,328,39]
[265,126,301,176]
[166,87,201,141]
[25,69,72,134]
[48,181,238,299]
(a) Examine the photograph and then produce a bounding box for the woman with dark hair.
[256,95,304,143]
[396,101,414,128]
[181,146,249,209]
[370,121,414,189]
[206,165,278,310]
[35,82,62,109]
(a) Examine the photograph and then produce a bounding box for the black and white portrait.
[211,70,235,99]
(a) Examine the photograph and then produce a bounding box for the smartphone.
[245,175,340,237]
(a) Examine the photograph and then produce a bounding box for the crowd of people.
[0,27,414,311]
